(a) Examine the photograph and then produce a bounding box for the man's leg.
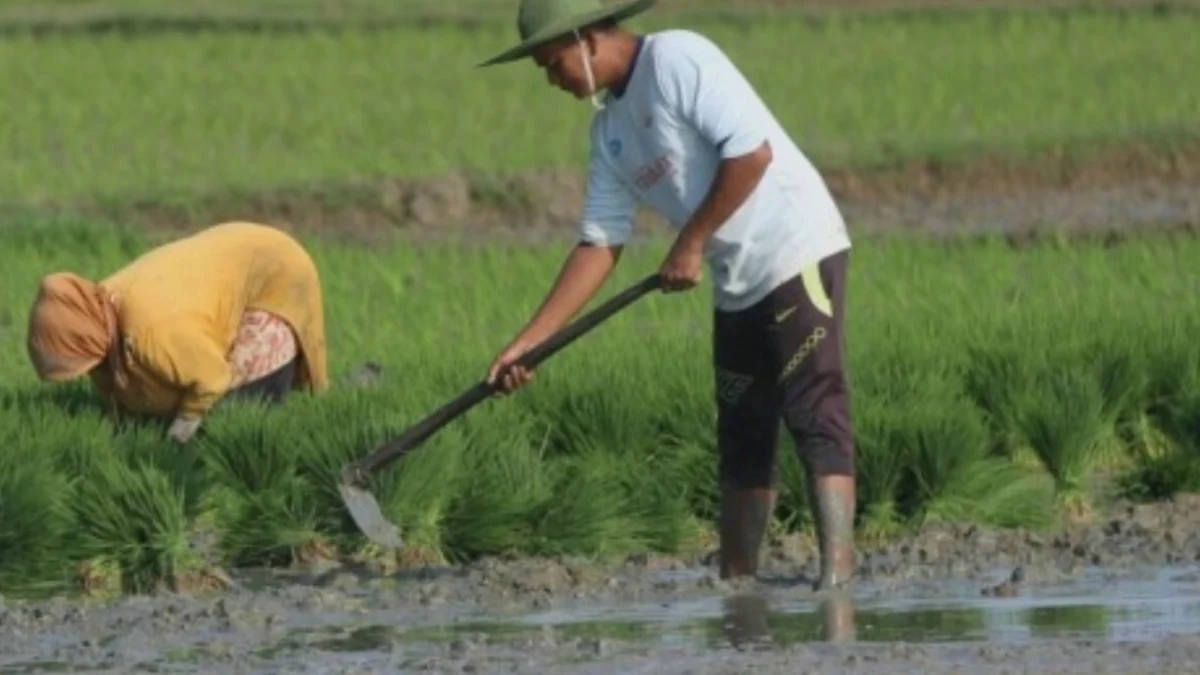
[713,302,782,579]
[767,250,857,590]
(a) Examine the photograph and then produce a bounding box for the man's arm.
[675,141,772,252]
[489,242,621,364]
[488,131,637,390]
[656,39,775,281]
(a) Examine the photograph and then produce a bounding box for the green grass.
[1,216,1199,595]
[0,5,1197,208]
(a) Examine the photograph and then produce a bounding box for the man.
[479,0,857,591]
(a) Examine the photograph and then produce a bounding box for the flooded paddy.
[6,566,1200,673]
[5,496,1200,674]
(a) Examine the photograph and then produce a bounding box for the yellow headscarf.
[26,272,124,384]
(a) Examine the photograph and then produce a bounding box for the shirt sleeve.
[578,130,638,247]
[654,38,769,160]
[141,327,234,420]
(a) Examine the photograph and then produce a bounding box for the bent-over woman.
[25,221,329,443]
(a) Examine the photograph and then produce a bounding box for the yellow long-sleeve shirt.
[89,221,329,420]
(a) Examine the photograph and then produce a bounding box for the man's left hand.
[659,237,704,293]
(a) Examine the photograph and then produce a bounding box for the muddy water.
[5,496,1200,673]
[5,568,1200,674]
[6,564,1200,674]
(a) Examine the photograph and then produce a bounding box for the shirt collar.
[611,36,645,100]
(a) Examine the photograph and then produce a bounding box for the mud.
[53,139,1200,247]
[4,494,1200,672]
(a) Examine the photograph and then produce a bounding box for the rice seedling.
[199,402,336,568]
[1016,368,1112,516]
[0,436,75,595]
[2,216,1200,594]
[523,451,655,558]
[899,393,1055,530]
[69,429,208,594]
[962,344,1038,460]
[1116,355,1200,502]
[436,431,552,564]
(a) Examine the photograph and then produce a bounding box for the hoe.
[337,273,663,549]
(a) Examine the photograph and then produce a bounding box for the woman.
[26,221,329,443]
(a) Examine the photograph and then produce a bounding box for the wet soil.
[52,138,1200,247]
[4,494,1200,672]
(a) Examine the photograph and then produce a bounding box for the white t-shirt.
[579,29,851,312]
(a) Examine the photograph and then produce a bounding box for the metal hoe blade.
[338,479,404,550]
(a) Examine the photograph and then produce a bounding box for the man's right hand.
[484,241,621,395]
[487,339,537,394]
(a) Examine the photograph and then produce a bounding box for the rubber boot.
[718,487,777,579]
[808,473,856,591]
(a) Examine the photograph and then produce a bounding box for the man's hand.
[659,235,705,292]
[168,416,202,444]
[484,242,621,395]
[658,142,773,294]
[487,339,538,395]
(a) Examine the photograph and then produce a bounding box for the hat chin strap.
[573,29,605,111]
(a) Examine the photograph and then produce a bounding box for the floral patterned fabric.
[228,309,297,388]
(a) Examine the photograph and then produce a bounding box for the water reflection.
[714,591,858,650]
[259,565,1200,659]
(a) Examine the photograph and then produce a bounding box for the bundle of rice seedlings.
[898,394,1055,529]
[1017,368,1111,517]
[288,388,470,564]
[847,399,911,540]
[961,343,1037,460]
[626,448,708,554]
[656,436,719,526]
[524,450,647,558]
[437,424,552,564]
[0,448,74,595]
[1073,340,1150,469]
[199,403,329,568]
[117,427,210,519]
[519,367,680,461]
[70,445,203,595]
[1116,357,1200,502]
[846,354,967,538]
[0,382,117,479]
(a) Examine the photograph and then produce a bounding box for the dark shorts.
[713,249,854,490]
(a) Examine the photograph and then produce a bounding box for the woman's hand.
[168,416,202,444]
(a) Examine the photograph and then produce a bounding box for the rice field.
[0,3,1197,207]
[1,215,1198,596]
[1,0,1199,601]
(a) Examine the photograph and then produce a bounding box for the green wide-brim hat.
[479,0,657,67]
